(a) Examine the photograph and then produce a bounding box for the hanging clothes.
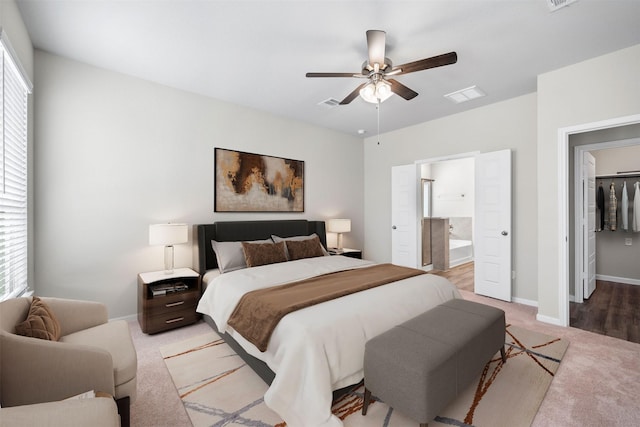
[621,181,629,231]
[596,183,605,231]
[609,182,617,231]
[633,181,640,233]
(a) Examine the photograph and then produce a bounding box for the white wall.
[537,44,640,322]
[34,51,364,318]
[363,93,538,303]
[429,158,474,218]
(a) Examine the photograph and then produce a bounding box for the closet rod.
[596,173,640,180]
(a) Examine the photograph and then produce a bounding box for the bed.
[195,220,461,427]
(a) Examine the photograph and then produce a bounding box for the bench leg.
[500,346,507,363]
[362,388,371,415]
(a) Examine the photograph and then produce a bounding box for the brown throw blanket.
[227,263,426,352]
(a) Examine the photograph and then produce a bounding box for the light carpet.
[161,324,568,427]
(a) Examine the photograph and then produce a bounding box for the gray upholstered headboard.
[195,220,327,274]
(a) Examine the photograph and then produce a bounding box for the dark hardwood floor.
[431,263,640,345]
[570,280,640,344]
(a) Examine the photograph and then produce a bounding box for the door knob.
[392,225,397,230]
[501,230,508,236]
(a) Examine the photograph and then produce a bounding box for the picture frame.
[214,148,304,212]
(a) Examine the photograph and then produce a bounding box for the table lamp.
[149,223,188,274]
[326,218,351,253]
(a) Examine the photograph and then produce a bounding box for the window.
[0,30,32,300]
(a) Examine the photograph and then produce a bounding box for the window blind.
[0,30,31,301]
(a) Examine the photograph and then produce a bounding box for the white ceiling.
[15,0,640,136]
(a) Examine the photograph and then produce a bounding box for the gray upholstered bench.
[362,298,506,427]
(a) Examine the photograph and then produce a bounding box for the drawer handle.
[165,301,185,308]
[165,317,184,324]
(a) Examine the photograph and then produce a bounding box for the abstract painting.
[215,148,304,212]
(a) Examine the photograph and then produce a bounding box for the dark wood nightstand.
[137,267,201,334]
[328,248,362,259]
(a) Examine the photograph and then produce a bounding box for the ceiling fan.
[306,30,457,105]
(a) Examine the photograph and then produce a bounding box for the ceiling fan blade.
[306,72,358,78]
[366,30,386,67]
[387,79,418,100]
[340,83,367,105]
[394,52,457,75]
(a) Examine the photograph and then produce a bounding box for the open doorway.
[418,156,475,274]
[557,114,640,328]
[392,150,512,301]
[419,157,475,273]
[570,136,640,343]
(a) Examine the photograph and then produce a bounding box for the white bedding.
[197,255,461,427]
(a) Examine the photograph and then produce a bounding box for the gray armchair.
[0,296,137,426]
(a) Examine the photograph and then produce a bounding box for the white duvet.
[196,255,461,427]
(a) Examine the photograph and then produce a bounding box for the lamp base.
[336,233,344,252]
[164,245,174,274]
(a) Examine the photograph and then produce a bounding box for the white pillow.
[211,239,271,274]
[271,233,329,259]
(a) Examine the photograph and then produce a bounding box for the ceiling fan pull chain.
[377,101,381,145]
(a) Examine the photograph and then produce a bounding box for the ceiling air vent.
[444,85,486,104]
[317,98,340,109]
[547,0,578,12]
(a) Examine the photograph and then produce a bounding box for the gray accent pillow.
[211,239,271,274]
[271,233,329,259]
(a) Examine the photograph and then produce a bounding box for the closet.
[595,173,640,233]
[589,145,640,292]
[568,124,640,343]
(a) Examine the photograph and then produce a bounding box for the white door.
[391,164,419,268]
[474,150,512,301]
[583,152,597,298]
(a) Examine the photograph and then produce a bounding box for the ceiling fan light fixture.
[306,30,457,106]
[359,80,393,104]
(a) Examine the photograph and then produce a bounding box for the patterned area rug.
[161,324,568,427]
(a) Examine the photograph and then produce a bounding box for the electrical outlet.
[625,238,632,246]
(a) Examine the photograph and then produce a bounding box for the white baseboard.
[449,257,473,268]
[536,313,565,326]
[111,313,137,322]
[512,297,537,307]
[596,274,640,286]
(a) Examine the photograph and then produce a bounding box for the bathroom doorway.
[392,150,512,300]
[419,156,475,272]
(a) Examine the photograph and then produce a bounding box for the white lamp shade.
[326,219,351,233]
[149,223,188,246]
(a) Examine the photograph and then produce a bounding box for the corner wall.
[34,51,364,318]
[537,44,640,322]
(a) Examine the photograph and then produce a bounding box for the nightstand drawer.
[145,309,200,334]
[145,291,198,315]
